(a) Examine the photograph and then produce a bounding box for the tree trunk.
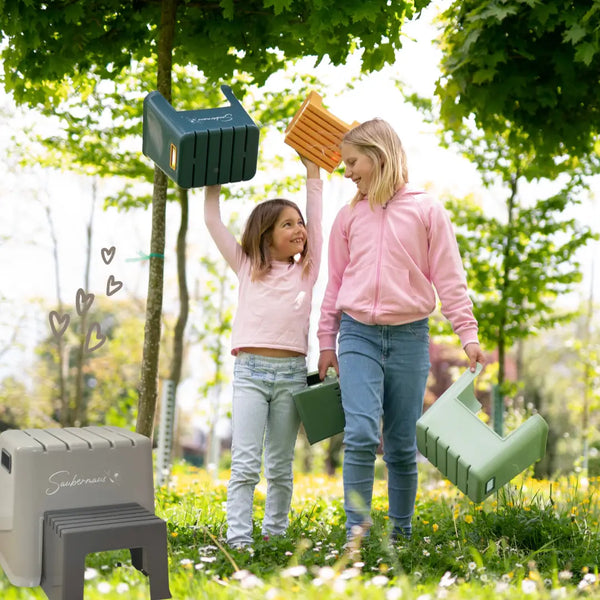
[169,187,189,387]
[46,205,69,425]
[74,179,96,427]
[136,0,177,439]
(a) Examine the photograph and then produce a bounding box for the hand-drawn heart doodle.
[49,311,70,338]
[106,275,123,297]
[101,246,116,265]
[75,288,95,316]
[85,322,106,353]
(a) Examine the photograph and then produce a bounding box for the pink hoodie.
[318,185,479,351]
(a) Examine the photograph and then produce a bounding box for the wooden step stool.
[41,503,171,600]
[284,91,359,172]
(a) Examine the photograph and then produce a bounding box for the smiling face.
[341,142,376,196]
[269,206,307,262]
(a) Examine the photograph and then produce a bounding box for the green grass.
[2,462,600,598]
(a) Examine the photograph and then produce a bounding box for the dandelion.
[386,588,403,600]
[432,523,439,532]
[521,578,537,594]
[464,515,474,524]
[84,568,99,581]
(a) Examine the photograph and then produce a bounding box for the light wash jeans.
[338,313,430,539]
[226,352,307,546]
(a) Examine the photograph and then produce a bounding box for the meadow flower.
[115,583,129,594]
[340,567,361,580]
[578,573,597,589]
[558,570,573,581]
[282,565,307,578]
[370,575,390,587]
[439,571,456,587]
[84,568,99,580]
[97,581,111,594]
[521,578,537,594]
[386,587,403,600]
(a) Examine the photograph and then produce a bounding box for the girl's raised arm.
[204,184,243,273]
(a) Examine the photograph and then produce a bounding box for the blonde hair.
[343,118,409,209]
[241,198,311,280]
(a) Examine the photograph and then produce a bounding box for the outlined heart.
[85,322,106,353]
[106,275,123,297]
[101,246,116,265]
[75,288,95,316]
[49,311,70,338]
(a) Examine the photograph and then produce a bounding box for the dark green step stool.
[293,372,345,445]
[143,84,259,189]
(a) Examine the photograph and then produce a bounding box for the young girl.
[204,156,322,548]
[317,119,485,542]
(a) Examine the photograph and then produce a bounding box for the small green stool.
[416,364,548,503]
[293,373,345,445]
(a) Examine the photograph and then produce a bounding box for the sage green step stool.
[416,364,548,503]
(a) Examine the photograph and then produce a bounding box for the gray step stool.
[41,502,171,600]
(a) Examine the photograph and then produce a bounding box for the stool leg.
[59,544,86,600]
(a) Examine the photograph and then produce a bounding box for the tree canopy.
[1,0,430,108]
[436,0,600,169]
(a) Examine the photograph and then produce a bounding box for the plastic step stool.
[293,372,345,444]
[284,91,359,173]
[416,364,548,503]
[40,503,171,600]
[143,84,259,188]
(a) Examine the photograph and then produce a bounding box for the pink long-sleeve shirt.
[318,184,479,351]
[205,179,323,356]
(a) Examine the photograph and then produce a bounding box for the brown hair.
[343,118,409,209]
[241,198,311,280]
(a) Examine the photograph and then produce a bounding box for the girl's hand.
[464,343,485,372]
[318,350,339,380]
[298,153,320,179]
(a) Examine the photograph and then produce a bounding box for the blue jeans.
[226,352,307,546]
[338,313,430,538]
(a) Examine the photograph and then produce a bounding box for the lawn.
[1,461,599,599]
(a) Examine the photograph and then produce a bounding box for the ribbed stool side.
[41,503,171,600]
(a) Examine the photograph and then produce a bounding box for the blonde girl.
[318,119,484,541]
